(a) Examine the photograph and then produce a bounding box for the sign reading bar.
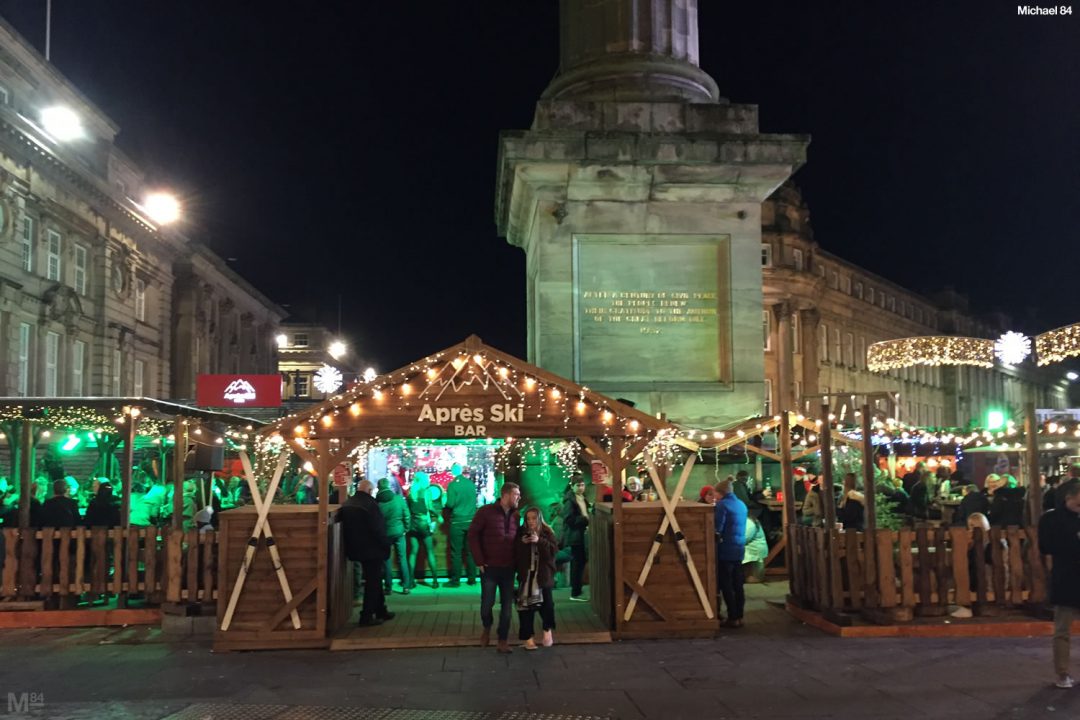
[197,374,282,408]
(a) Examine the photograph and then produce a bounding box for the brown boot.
[480,627,491,647]
[497,639,512,654]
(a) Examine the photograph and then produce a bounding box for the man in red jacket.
[467,481,521,653]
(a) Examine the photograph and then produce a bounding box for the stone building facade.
[762,183,1068,427]
[277,323,360,404]
[0,18,283,400]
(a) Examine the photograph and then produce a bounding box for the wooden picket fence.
[790,525,1047,616]
[0,527,217,605]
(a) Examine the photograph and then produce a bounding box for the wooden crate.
[214,505,344,651]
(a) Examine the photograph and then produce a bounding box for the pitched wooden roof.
[263,335,672,441]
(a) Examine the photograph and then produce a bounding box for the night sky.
[1,2,1077,373]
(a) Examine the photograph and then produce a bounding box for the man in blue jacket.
[715,477,748,628]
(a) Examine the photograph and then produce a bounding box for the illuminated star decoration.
[313,364,344,394]
[993,331,1032,367]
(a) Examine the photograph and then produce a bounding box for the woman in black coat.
[84,484,121,528]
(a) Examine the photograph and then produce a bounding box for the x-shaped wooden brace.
[624,453,713,622]
[220,451,300,631]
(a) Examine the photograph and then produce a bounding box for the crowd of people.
[340,470,593,653]
[0,471,252,531]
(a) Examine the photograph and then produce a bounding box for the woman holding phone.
[515,506,558,650]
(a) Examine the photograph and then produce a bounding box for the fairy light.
[1037,323,1080,365]
[867,336,994,372]
[349,403,361,416]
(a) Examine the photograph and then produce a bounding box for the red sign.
[196,374,282,408]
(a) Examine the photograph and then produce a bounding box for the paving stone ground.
[0,584,1076,719]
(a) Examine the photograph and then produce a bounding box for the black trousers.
[360,559,387,620]
[717,559,745,621]
[447,523,477,583]
[570,544,587,597]
[518,586,556,640]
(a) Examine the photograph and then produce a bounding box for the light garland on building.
[1036,322,1080,366]
[866,336,994,373]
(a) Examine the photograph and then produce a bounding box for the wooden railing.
[790,525,1047,617]
[0,527,218,606]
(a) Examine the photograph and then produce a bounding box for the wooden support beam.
[780,412,796,586]
[820,406,836,532]
[17,421,33,529]
[744,444,783,463]
[120,413,137,530]
[171,419,188,531]
[1024,401,1042,526]
[860,405,877,534]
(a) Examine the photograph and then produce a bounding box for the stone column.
[544,0,719,102]
[772,301,794,414]
[799,308,820,402]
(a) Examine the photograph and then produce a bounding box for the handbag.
[517,543,544,610]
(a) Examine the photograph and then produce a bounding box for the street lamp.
[141,192,182,225]
[276,333,289,349]
[328,340,347,360]
[40,105,84,141]
[1067,371,1078,381]
[363,367,377,382]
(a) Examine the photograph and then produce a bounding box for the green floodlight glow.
[986,410,1006,431]
[61,434,81,452]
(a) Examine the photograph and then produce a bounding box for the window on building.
[46,229,61,281]
[0,84,10,106]
[867,286,875,304]
[854,282,863,300]
[841,275,851,294]
[71,340,85,397]
[134,359,145,396]
[20,216,34,273]
[764,379,773,416]
[828,270,838,289]
[17,323,31,396]
[44,332,59,396]
[819,323,829,362]
[857,336,866,370]
[74,244,88,296]
[792,248,804,271]
[295,373,310,398]
[844,332,854,367]
[915,307,924,324]
[761,243,773,267]
[816,263,825,278]
[763,310,771,350]
[135,278,146,322]
[293,333,309,348]
[879,293,886,309]
[887,296,896,312]
[833,328,842,365]
[112,349,122,396]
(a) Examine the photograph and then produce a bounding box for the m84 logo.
[7,692,44,714]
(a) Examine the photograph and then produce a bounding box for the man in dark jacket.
[377,478,410,594]
[955,484,990,526]
[467,481,520,653]
[989,476,1026,528]
[40,479,79,528]
[445,471,478,587]
[1039,479,1080,688]
[340,480,394,627]
[733,470,763,522]
[560,477,590,601]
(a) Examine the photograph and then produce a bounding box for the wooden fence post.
[819,405,836,608]
[780,412,796,595]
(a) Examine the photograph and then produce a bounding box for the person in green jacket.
[445,469,479,587]
[377,478,411,594]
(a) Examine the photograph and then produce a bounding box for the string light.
[867,336,994,372]
[1037,323,1080,366]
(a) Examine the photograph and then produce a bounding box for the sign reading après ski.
[416,402,524,437]
[196,374,282,408]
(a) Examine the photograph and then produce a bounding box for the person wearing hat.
[377,477,411,594]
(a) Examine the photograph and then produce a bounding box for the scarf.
[517,535,543,610]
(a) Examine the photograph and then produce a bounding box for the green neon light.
[986,410,1006,431]
[61,434,81,452]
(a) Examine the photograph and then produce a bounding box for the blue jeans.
[480,565,515,641]
[383,534,410,590]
